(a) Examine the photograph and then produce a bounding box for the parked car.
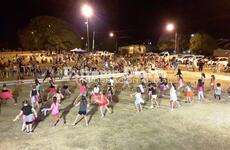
[210,57,229,67]
[176,55,193,63]
[159,51,178,60]
[193,55,204,60]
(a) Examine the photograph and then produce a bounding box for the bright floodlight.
[166,23,175,32]
[109,32,114,37]
[82,4,93,18]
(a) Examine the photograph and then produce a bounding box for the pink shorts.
[52,113,59,117]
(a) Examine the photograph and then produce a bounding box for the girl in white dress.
[170,83,180,111]
[131,87,145,112]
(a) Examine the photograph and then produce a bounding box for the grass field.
[0,72,230,150]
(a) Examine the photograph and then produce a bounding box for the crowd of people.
[1,52,228,81]
[0,53,230,134]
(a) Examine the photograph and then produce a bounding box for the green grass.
[1,81,230,150]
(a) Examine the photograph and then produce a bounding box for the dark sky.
[1,0,230,48]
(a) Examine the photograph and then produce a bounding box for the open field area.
[0,71,230,150]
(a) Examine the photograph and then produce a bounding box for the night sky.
[1,0,230,48]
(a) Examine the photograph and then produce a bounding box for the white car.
[193,55,204,60]
[177,55,193,63]
[211,57,229,67]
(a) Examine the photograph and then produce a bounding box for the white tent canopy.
[70,48,87,53]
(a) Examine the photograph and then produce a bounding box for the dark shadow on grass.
[87,104,98,123]
[33,101,52,131]
[60,103,74,124]
[73,117,84,126]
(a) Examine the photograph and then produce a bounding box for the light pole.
[109,32,118,52]
[166,23,177,53]
[81,4,93,51]
[92,31,95,51]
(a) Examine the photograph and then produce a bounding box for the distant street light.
[191,34,195,37]
[166,23,175,32]
[81,4,93,51]
[109,32,114,37]
[81,37,84,40]
[166,23,177,52]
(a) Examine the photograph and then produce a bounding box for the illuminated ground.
[0,72,230,150]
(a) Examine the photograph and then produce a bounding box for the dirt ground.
[0,71,230,150]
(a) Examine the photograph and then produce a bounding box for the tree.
[178,34,190,51]
[157,34,174,51]
[157,41,174,51]
[18,16,81,52]
[189,33,216,55]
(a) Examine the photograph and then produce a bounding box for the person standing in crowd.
[150,83,159,108]
[210,75,215,92]
[72,96,89,126]
[46,97,64,127]
[0,83,16,105]
[176,69,182,78]
[132,87,145,112]
[93,91,112,117]
[192,58,196,72]
[169,83,180,111]
[201,73,206,92]
[185,82,193,103]
[61,82,71,96]
[198,60,204,72]
[30,85,40,109]
[14,100,37,134]
[174,60,179,72]
[185,59,189,71]
[43,68,51,82]
[197,79,205,101]
[214,83,222,100]
[106,86,113,102]
[53,89,64,103]
[177,75,184,90]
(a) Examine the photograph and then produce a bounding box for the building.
[213,48,230,57]
[118,45,146,55]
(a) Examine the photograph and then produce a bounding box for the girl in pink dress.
[177,75,184,90]
[47,82,56,101]
[46,97,63,127]
[79,81,87,97]
[53,89,64,103]
[48,83,56,94]
[74,80,88,102]
[30,85,40,108]
[0,84,13,104]
[93,91,112,118]
[197,79,205,101]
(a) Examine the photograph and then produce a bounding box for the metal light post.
[92,31,95,51]
[81,4,93,51]
[109,32,118,52]
[166,23,177,53]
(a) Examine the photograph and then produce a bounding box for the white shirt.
[109,79,114,86]
[139,84,145,93]
[93,87,100,94]
[135,93,142,100]
[170,86,177,101]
